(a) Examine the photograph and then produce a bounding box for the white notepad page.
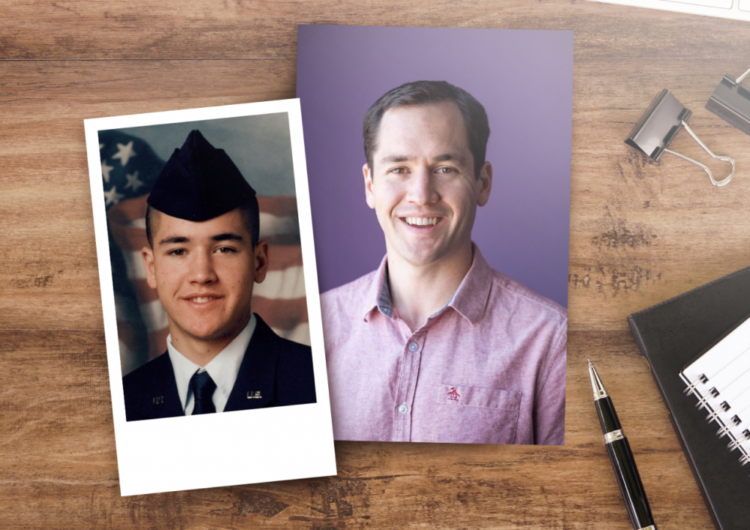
[680,316,750,465]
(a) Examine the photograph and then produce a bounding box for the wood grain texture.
[2,0,750,60]
[2,0,747,527]
[569,58,750,330]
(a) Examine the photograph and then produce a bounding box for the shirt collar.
[363,243,492,325]
[447,244,493,324]
[167,313,257,411]
[362,255,390,321]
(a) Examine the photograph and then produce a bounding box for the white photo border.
[84,99,336,496]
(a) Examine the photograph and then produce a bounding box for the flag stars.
[104,186,124,206]
[125,171,144,192]
[112,141,136,166]
[101,160,114,183]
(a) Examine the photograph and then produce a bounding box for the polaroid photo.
[84,99,336,495]
[298,26,573,445]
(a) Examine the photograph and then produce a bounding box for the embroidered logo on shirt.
[152,396,164,405]
[447,387,460,401]
[247,391,262,400]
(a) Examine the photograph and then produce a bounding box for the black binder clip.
[626,89,735,187]
[706,67,750,137]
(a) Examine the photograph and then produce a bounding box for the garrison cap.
[147,130,258,225]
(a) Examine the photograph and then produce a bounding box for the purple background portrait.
[297,26,573,308]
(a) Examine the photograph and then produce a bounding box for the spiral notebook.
[680,317,750,467]
[628,265,750,530]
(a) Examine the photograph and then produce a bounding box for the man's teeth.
[190,297,217,303]
[405,217,439,226]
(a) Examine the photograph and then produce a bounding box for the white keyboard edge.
[589,0,750,22]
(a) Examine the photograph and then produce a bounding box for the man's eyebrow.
[379,154,410,164]
[157,233,244,246]
[211,233,244,242]
[433,153,468,165]
[158,236,189,246]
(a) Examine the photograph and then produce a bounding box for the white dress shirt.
[167,314,257,415]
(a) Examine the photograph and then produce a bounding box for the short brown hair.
[363,81,490,178]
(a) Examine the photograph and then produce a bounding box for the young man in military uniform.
[123,130,316,421]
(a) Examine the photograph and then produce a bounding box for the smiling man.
[122,130,316,421]
[321,81,567,445]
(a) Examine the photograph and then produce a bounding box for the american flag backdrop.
[98,130,310,376]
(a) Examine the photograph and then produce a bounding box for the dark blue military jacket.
[123,315,316,421]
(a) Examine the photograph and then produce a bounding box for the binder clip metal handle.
[664,121,735,187]
[626,89,736,187]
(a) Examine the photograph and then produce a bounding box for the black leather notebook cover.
[628,266,750,530]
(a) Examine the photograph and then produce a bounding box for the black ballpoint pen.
[589,360,657,530]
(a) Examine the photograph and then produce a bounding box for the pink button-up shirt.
[321,245,567,445]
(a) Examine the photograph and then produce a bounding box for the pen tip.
[588,361,607,399]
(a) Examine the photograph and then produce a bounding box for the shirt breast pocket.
[433,384,522,444]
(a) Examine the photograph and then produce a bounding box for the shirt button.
[398,404,408,414]
[408,342,418,352]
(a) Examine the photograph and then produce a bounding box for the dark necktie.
[190,370,217,415]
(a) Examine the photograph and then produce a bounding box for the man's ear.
[142,246,157,290]
[253,240,270,284]
[477,161,493,207]
[363,163,376,209]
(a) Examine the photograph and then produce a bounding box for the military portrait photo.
[86,101,335,494]
[298,26,573,445]
[117,129,315,421]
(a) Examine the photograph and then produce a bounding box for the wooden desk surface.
[2,1,750,528]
